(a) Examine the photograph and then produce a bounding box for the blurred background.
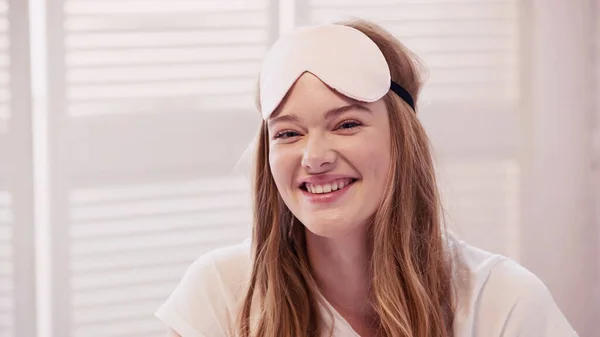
[0,0,598,336]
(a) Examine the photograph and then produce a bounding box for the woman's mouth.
[298,178,358,204]
[301,178,357,194]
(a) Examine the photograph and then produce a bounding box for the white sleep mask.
[258,24,415,120]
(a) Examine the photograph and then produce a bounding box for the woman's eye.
[274,130,299,139]
[337,121,361,130]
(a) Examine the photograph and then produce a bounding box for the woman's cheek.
[269,148,294,186]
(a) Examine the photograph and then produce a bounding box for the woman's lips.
[300,179,357,204]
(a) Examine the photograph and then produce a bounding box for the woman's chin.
[301,218,365,239]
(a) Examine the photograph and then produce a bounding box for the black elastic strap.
[390,81,415,111]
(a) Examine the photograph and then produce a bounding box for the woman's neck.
[305,229,377,330]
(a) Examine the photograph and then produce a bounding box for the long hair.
[237,18,455,337]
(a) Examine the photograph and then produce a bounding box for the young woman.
[156,19,577,337]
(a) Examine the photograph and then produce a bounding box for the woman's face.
[267,72,392,238]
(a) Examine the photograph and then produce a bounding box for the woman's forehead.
[270,72,358,119]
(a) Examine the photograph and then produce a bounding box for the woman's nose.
[300,135,336,173]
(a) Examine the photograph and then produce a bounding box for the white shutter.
[48,1,269,336]
[299,0,522,257]
[0,1,35,337]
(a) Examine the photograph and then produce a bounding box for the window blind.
[48,1,269,336]
[1,0,35,337]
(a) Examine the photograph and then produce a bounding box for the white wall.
[519,0,598,335]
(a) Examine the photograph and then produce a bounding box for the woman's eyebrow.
[268,113,301,128]
[268,103,370,128]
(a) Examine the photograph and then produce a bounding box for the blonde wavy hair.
[237,18,455,337]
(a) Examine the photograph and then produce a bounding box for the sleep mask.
[258,24,415,119]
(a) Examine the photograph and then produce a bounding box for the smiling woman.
[154,19,578,337]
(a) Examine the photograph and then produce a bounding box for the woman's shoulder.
[155,239,252,337]
[181,238,253,298]
[449,234,551,302]
[449,235,577,336]
[190,239,252,277]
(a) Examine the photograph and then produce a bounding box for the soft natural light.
[0,0,598,337]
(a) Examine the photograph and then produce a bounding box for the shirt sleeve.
[155,255,233,337]
[492,261,579,337]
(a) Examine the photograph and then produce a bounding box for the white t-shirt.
[155,235,578,337]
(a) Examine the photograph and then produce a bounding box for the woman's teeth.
[305,178,353,194]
